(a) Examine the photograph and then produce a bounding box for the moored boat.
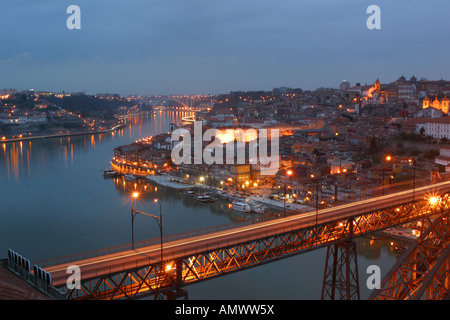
[185,190,196,197]
[195,194,211,202]
[231,201,251,213]
[249,203,264,213]
[103,170,121,178]
[195,194,216,202]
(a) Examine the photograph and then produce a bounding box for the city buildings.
[3,74,447,205]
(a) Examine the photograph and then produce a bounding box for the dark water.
[0,111,401,299]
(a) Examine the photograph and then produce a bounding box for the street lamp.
[284,170,293,216]
[382,155,392,195]
[130,192,140,249]
[429,196,439,206]
[129,193,164,263]
[408,158,416,203]
[153,199,163,263]
[311,174,320,225]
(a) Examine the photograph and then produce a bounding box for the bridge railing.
[34,204,316,268]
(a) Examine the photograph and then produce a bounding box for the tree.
[368,137,379,154]
[419,127,425,136]
[423,149,439,160]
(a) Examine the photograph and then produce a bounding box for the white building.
[398,84,416,100]
[435,147,450,172]
[414,107,444,118]
[425,118,450,139]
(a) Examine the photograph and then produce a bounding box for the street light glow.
[429,196,439,205]
[132,192,139,199]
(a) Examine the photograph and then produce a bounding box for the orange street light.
[284,169,294,216]
[382,155,392,195]
[130,192,140,249]
[429,196,439,206]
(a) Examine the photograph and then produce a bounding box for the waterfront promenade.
[0,124,125,143]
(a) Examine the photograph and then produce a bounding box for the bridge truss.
[59,194,450,300]
[370,195,450,300]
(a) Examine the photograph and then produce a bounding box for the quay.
[0,124,126,144]
[139,173,311,211]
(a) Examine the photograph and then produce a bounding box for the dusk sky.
[1,0,449,96]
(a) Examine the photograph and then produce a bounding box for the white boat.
[195,194,215,202]
[249,203,265,213]
[185,190,196,197]
[231,201,251,213]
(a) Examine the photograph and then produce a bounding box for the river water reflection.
[0,111,402,299]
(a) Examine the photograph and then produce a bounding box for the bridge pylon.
[321,217,360,300]
[321,240,360,300]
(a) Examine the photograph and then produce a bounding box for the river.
[0,111,402,299]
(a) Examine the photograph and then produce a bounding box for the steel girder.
[321,241,360,300]
[370,196,450,300]
[60,196,448,300]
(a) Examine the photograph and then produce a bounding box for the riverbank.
[0,124,126,144]
[143,174,205,191]
[142,173,312,212]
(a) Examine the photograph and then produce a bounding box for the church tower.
[423,96,430,109]
[442,96,450,114]
[374,79,381,95]
[433,94,441,111]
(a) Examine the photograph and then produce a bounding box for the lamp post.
[382,155,392,195]
[408,158,416,203]
[129,193,163,262]
[131,192,139,250]
[284,170,293,216]
[311,174,319,225]
[153,199,163,262]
